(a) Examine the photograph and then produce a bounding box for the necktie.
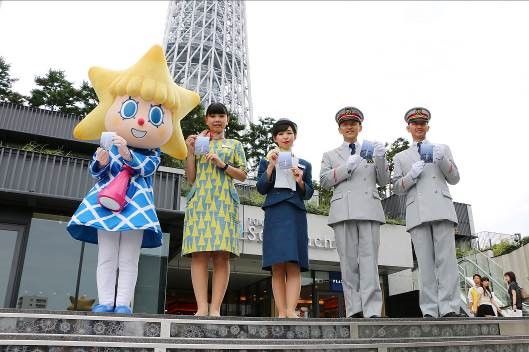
[417,142,422,155]
[349,143,356,155]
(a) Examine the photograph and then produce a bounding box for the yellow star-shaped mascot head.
[73,45,200,159]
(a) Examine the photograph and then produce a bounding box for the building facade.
[0,104,476,317]
[163,0,253,124]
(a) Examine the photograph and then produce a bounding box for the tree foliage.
[386,137,410,173]
[180,104,206,138]
[28,69,81,114]
[379,137,410,197]
[26,68,99,117]
[76,81,98,116]
[239,117,276,171]
[0,57,26,105]
[225,112,246,141]
[312,180,332,212]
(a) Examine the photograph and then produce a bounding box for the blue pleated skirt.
[262,201,309,272]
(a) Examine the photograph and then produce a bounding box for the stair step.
[2,335,529,351]
[1,310,528,351]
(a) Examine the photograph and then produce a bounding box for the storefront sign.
[329,271,343,292]
[242,217,336,250]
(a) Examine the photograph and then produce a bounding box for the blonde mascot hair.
[73,45,200,159]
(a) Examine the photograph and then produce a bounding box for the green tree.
[28,69,79,114]
[76,81,98,116]
[313,180,332,211]
[0,57,26,105]
[386,137,410,172]
[180,104,206,138]
[225,112,246,141]
[239,117,276,172]
[380,137,410,197]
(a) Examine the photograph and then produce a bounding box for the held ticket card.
[420,143,434,163]
[100,132,116,151]
[195,136,210,155]
[277,152,294,170]
[360,140,374,161]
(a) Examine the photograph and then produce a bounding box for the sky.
[1,1,528,235]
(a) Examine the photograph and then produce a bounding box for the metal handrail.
[458,258,508,297]
[458,257,529,313]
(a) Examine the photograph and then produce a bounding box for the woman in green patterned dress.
[182,103,247,316]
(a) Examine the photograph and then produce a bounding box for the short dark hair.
[504,271,517,283]
[473,273,482,280]
[271,119,297,137]
[206,102,228,116]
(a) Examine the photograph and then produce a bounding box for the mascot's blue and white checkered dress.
[67,146,162,248]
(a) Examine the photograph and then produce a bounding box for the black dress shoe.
[368,315,383,318]
[442,312,462,318]
[347,312,364,318]
[423,314,434,318]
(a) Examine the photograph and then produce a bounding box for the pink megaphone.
[98,165,135,212]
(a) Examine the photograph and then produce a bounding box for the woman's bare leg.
[285,263,301,318]
[209,251,230,316]
[191,252,210,316]
[272,263,287,318]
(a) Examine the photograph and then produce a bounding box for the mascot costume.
[67,45,199,314]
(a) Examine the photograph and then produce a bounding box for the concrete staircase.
[0,309,528,352]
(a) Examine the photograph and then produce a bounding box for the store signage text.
[243,217,336,250]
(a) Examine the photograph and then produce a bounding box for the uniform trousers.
[333,220,382,318]
[96,230,143,308]
[409,220,459,317]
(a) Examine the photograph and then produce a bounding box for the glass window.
[314,270,345,318]
[297,271,314,318]
[17,216,81,310]
[77,233,170,314]
[17,214,170,314]
[76,242,98,311]
[0,228,19,307]
[133,233,170,314]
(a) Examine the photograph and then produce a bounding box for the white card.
[278,152,293,170]
[195,136,210,155]
[274,156,298,191]
[100,132,116,151]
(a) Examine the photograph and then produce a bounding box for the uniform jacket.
[256,158,314,211]
[392,142,459,231]
[320,143,390,225]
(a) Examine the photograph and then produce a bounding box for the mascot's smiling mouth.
[131,128,147,138]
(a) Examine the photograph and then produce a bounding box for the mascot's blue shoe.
[114,305,133,315]
[92,304,114,313]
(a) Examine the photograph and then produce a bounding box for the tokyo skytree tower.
[163,0,253,124]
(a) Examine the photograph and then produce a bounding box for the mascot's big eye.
[149,105,164,127]
[120,97,138,119]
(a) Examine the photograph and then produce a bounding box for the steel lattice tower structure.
[163,0,253,124]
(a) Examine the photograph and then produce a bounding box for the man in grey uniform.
[392,107,461,318]
[320,107,389,318]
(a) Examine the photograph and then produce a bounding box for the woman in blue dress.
[256,119,313,318]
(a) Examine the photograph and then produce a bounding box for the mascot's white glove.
[347,155,361,172]
[410,160,425,179]
[373,141,386,157]
[433,144,445,162]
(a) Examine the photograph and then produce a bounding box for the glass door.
[0,224,24,308]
